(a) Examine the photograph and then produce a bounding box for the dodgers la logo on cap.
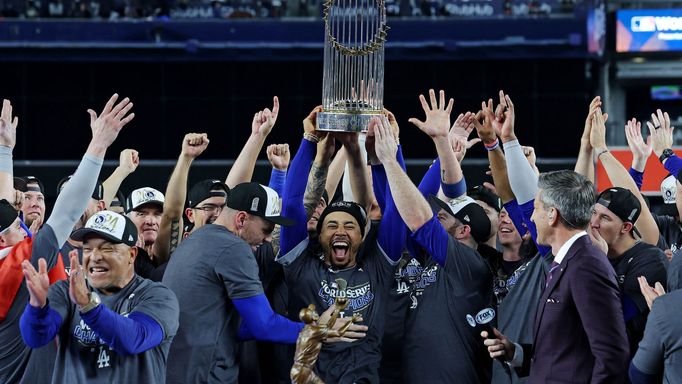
[87,211,125,240]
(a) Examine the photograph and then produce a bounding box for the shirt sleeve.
[629,168,644,190]
[217,242,265,300]
[410,216,449,267]
[29,224,60,270]
[123,282,180,343]
[631,298,666,376]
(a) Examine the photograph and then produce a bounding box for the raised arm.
[625,118,652,190]
[154,133,209,262]
[280,107,323,255]
[335,132,372,212]
[649,108,682,179]
[46,94,134,253]
[574,96,601,182]
[225,96,279,188]
[303,137,335,220]
[102,149,139,208]
[325,146,346,201]
[408,89,463,191]
[0,100,18,202]
[266,144,290,197]
[591,108,660,245]
[472,103,514,203]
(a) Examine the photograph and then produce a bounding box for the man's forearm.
[164,155,193,220]
[488,147,515,203]
[0,145,13,202]
[20,303,63,349]
[345,144,372,210]
[383,159,432,232]
[433,136,462,185]
[303,160,329,220]
[225,133,265,188]
[102,167,131,207]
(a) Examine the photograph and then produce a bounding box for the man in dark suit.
[483,170,630,383]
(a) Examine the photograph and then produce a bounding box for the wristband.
[484,138,500,152]
[596,149,609,160]
[303,133,320,143]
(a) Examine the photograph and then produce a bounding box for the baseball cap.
[429,195,492,243]
[57,175,104,201]
[596,187,642,237]
[226,182,294,226]
[188,179,229,208]
[71,210,138,246]
[126,187,165,213]
[316,201,368,237]
[14,176,44,194]
[659,174,679,217]
[468,185,502,212]
[110,190,126,209]
[0,199,19,233]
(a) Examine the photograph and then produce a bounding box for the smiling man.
[19,210,179,383]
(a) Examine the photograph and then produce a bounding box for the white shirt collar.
[553,231,587,265]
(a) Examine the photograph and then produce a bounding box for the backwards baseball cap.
[110,190,126,209]
[468,185,502,212]
[57,175,104,201]
[188,179,229,208]
[0,199,19,233]
[429,195,492,243]
[14,176,44,194]
[316,201,368,237]
[659,174,679,217]
[596,187,642,238]
[126,187,165,213]
[226,182,294,226]
[71,210,138,246]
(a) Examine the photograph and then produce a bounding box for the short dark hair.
[537,170,595,230]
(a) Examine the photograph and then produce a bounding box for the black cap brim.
[427,195,454,216]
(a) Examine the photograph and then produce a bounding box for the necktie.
[545,261,560,288]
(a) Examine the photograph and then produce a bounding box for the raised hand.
[119,149,140,174]
[0,99,18,149]
[22,258,50,308]
[87,94,135,155]
[28,215,42,236]
[472,100,496,144]
[371,116,398,165]
[589,107,608,152]
[408,89,454,138]
[12,189,24,211]
[181,133,210,159]
[452,137,467,163]
[646,109,674,157]
[582,96,602,146]
[267,143,290,171]
[251,96,280,138]
[68,250,90,307]
[638,276,666,310]
[303,105,324,136]
[450,112,480,149]
[492,90,516,143]
[625,118,652,171]
[383,108,400,140]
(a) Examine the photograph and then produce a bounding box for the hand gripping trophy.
[316,0,389,132]
[290,279,358,384]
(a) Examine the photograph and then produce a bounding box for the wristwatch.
[659,148,675,164]
[78,291,101,314]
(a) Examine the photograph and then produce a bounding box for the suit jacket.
[515,235,629,383]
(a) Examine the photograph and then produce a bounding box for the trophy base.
[317,111,381,133]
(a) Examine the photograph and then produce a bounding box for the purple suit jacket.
[516,235,630,383]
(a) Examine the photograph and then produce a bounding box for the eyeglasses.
[193,204,225,214]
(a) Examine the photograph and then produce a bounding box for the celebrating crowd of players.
[0,90,680,384]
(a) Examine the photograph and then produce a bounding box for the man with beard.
[278,106,404,384]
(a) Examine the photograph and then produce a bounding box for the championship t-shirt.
[276,224,397,384]
[47,275,179,384]
[0,225,60,384]
[610,241,668,357]
[163,224,264,384]
[402,218,494,384]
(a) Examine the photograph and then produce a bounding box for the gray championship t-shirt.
[47,275,179,384]
[163,224,264,384]
[0,225,60,384]
[632,289,682,383]
[276,224,397,384]
[402,225,494,384]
